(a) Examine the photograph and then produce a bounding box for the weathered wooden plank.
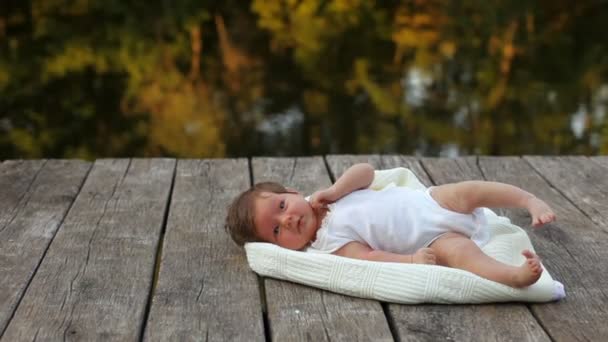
[420,156,483,183]
[144,159,264,341]
[325,154,432,187]
[395,157,549,342]
[1,159,175,341]
[0,160,91,335]
[525,156,608,229]
[327,155,549,341]
[590,156,608,169]
[0,160,45,230]
[252,157,393,341]
[479,156,608,341]
[379,155,434,186]
[322,154,383,181]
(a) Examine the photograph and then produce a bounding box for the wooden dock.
[1,155,607,341]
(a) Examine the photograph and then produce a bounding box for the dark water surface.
[1,1,607,158]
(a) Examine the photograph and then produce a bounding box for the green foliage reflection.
[1,0,607,158]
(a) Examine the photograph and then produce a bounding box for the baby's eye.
[273,226,280,236]
[279,200,285,210]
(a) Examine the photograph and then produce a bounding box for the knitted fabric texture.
[244,168,565,303]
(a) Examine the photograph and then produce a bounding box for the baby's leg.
[429,181,556,227]
[429,232,542,288]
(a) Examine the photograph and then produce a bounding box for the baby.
[225,163,556,288]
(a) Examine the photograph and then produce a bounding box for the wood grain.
[0,160,45,231]
[392,157,549,342]
[590,156,608,169]
[324,154,432,187]
[480,156,608,341]
[144,159,265,341]
[1,159,174,341]
[326,155,549,341]
[525,156,608,229]
[1,156,605,341]
[252,157,393,341]
[0,160,90,335]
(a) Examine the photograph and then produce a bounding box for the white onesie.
[306,187,490,254]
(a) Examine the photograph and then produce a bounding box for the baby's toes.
[522,249,535,259]
[527,262,542,275]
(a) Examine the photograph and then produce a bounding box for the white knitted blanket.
[245,168,565,303]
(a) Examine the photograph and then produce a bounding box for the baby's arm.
[430,181,556,227]
[333,241,436,264]
[310,163,374,209]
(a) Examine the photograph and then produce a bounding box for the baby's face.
[254,191,319,250]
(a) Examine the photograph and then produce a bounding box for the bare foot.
[526,197,556,227]
[511,250,543,288]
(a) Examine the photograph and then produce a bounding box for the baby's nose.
[281,215,295,231]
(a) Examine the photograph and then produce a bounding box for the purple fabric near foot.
[552,281,566,300]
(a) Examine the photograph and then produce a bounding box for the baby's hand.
[526,197,556,227]
[310,188,336,210]
[412,247,436,265]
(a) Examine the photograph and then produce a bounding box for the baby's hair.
[225,182,290,246]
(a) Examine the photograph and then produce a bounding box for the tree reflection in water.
[1,0,607,158]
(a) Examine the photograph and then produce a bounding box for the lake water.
[1,1,607,158]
